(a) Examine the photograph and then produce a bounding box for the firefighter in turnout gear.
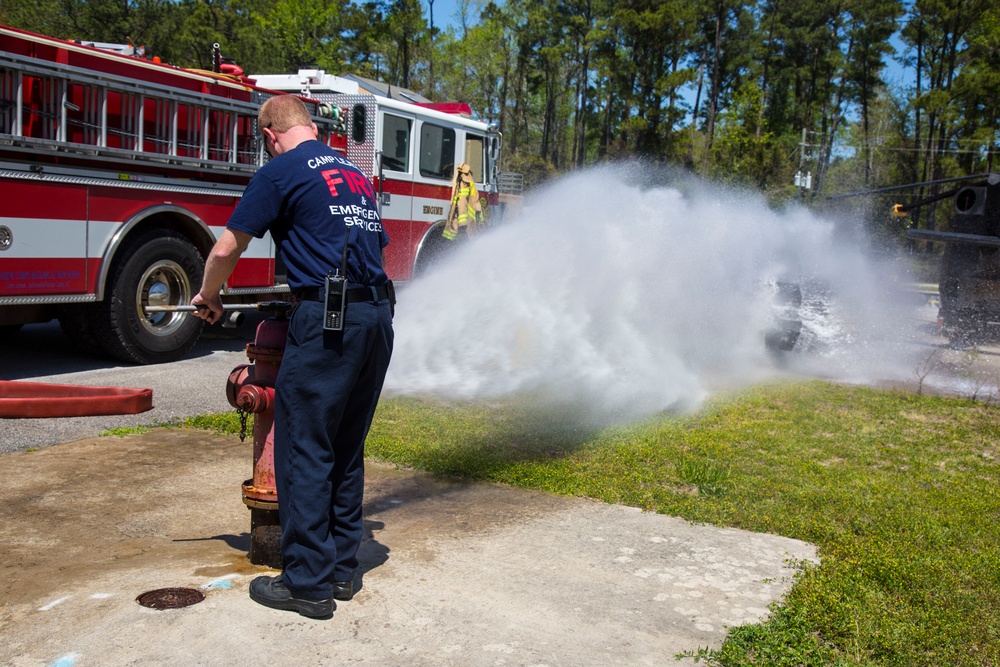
[442,163,483,240]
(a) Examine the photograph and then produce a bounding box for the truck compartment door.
[0,179,88,295]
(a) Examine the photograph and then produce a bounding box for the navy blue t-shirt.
[227,140,390,290]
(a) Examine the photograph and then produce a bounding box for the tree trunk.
[575,47,589,167]
[700,6,723,177]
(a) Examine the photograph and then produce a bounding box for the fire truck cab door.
[377,110,415,277]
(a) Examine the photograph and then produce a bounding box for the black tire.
[90,231,205,364]
[412,222,462,278]
[940,306,986,347]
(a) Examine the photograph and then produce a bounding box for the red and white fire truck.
[0,24,502,364]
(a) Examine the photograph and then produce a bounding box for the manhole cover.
[136,587,205,610]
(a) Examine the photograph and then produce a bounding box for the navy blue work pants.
[273,295,393,599]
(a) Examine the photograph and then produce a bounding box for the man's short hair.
[259,95,312,134]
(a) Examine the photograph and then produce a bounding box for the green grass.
[100,425,155,437]
[99,412,244,438]
[177,380,1000,665]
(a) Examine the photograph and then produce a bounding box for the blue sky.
[425,0,475,32]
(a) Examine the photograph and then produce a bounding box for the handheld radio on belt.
[323,229,351,331]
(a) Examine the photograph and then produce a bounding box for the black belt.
[294,284,391,303]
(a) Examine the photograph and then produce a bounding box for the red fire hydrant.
[226,302,293,569]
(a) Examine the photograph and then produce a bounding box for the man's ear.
[311,123,319,138]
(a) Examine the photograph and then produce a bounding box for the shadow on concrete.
[355,519,390,596]
[174,532,253,552]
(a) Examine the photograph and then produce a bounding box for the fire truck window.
[465,135,485,182]
[419,123,455,179]
[381,114,411,172]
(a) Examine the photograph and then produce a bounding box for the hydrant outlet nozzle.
[226,365,251,409]
[236,384,271,413]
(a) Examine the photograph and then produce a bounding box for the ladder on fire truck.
[0,45,268,174]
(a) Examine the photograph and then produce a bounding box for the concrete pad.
[0,429,816,666]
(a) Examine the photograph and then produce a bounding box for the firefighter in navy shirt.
[192,94,393,619]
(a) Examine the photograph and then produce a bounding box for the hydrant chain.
[237,407,249,442]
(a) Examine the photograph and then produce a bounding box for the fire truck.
[250,69,504,274]
[0,25,501,364]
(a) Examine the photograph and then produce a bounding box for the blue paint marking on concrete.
[50,653,79,667]
[203,577,235,589]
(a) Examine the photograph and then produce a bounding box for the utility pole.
[794,128,812,199]
[799,127,806,170]
[428,0,435,98]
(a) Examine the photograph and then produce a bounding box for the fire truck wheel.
[92,231,205,365]
[412,224,456,277]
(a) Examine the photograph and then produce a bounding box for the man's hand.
[191,291,224,324]
[190,229,253,325]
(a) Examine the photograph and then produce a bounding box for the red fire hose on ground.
[0,380,153,418]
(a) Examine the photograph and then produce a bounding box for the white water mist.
[383,163,918,424]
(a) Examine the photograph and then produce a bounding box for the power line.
[870,145,997,155]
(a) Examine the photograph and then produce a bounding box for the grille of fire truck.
[0,51,269,173]
[498,171,524,194]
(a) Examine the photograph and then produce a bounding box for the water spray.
[383,163,925,425]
